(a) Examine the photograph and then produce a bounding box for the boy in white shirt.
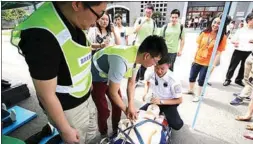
[141,56,184,130]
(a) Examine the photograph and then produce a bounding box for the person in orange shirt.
[186,16,227,102]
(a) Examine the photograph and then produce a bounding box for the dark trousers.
[140,103,183,130]
[136,65,147,81]
[91,82,122,135]
[226,50,251,82]
[168,53,177,71]
[189,63,208,86]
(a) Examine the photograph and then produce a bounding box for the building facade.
[107,1,253,27]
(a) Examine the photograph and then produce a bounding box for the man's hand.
[126,104,137,121]
[249,39,253,44]
[151,97,161,105]
[177,50,182,56]
[61,127,80,144]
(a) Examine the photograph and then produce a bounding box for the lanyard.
[206,34,214,47]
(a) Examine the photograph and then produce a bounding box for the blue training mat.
[2,106,37,135]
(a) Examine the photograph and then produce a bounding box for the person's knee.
[170,120,184,130]
[198,80,204,87]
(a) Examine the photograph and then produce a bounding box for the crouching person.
[142,56,184,130]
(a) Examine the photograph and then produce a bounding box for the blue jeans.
[189,63,208,86]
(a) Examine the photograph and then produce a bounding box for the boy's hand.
[151,97,161,105]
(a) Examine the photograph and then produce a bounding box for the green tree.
[152,11,163,27]
[2,8,28,21]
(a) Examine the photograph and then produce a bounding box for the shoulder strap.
[152,20,156,35]
[163,24,168,38]
[179,24,183,39]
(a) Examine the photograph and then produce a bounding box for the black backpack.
[163,24,184,39]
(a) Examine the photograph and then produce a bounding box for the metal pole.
[191,1,231,129]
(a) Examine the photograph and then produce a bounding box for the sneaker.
[10,109,16,122]
[245,97,251,101]
[207,82,212,86]
[223,80,231,86]
[184,90,195,95]
[2,103,7,110]
[192,96,200,102]
[230,97,243,105]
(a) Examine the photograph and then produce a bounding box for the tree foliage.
[2,8,28,21]
[152,11,162,20]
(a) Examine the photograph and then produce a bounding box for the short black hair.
[114,13,122,19]
[171,9,180,17]
[82,1,104,7]
[158,55,170,65]
[246,12,253,24]
[145,3,154,11]
[138,35,168,58]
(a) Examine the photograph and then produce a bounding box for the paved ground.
[2,29,253,144]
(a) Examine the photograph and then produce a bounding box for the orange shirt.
[194,32,227,66]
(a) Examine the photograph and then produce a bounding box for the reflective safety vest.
[11,2,92,98]
[93,45,139,78]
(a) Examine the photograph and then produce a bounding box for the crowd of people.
[10,1,253,143]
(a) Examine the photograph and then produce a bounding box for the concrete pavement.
[1,29,252,144]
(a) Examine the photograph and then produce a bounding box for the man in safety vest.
[91,35,168,138]
[11,2,107,144]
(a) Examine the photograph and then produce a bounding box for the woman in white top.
[114,13,128,46]
[88,12,120,54]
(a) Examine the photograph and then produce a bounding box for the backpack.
[163,24,183,39]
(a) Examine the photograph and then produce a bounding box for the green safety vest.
[11,2,92,98]
[93,45,139,78]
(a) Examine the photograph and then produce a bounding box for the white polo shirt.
[145,69,182,100]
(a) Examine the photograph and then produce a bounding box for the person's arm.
[108,81,127,114]
[231,29,239,47]
[178,26,185,56]
[125,35,129,46]
[126,73,137,120]
[112,31,121,45]
[107,56,128,115]
[133,17,145,33]
[160,97,183,105]
[33,78,79,143]
[143,81,151,101]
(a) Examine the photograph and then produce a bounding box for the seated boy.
[141,56,184,130]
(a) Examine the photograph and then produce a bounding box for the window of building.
[218,7,224,11]
[156,4,159,7]
[163,13,166,16]
[141,9,143,12]
[141,5,143,8]
[160,4,163,7]
[160,8,163,11]
[205,7,218,11]
[164,4,167,7]
[141,1,143,3]
[164,8,166,11]
[156,9,158,11]
[163,17,166,20]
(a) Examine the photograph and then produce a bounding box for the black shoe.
[235,81,245,87]
[223,80,231,86]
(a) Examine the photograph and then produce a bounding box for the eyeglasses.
[83,3,105,20]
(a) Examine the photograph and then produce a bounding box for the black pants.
[136,65,147,81]
[140,103,184,130]
[226,50,251,82]
[168,53,177,71]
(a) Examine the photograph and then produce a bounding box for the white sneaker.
[2,103,7,110]
[10,109,16,122]
[192,96,200,102]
